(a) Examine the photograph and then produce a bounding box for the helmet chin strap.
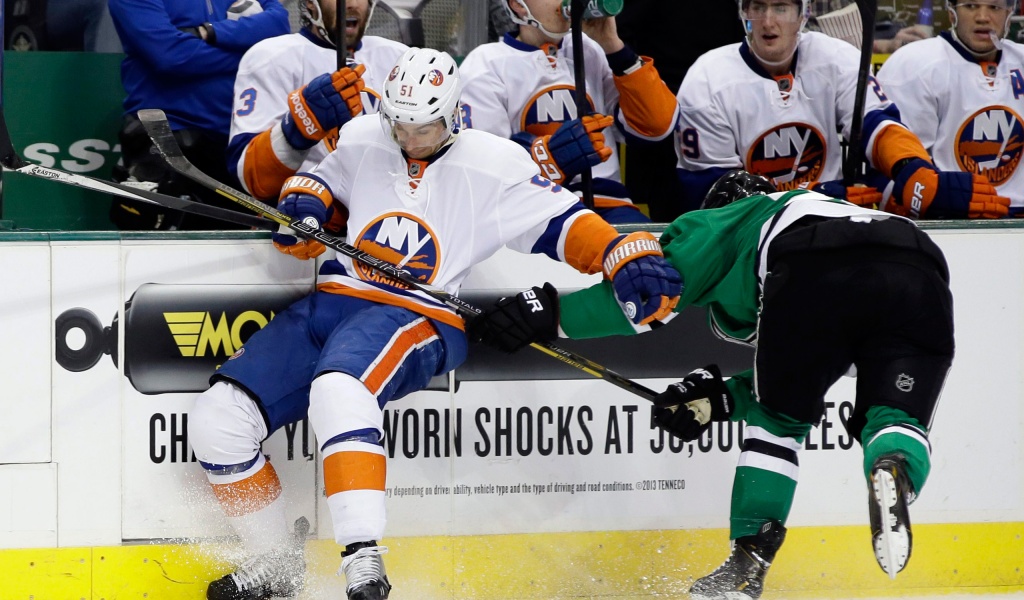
[509,0,569,40]
[948,9,1011,56]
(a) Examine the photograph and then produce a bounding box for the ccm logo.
[289,92,319,137]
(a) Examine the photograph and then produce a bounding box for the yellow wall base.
[3,523,1023,599]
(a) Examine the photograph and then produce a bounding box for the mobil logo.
[746,122,826,190]
[353,212,441,285]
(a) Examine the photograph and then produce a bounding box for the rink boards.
[0,224,1022,598]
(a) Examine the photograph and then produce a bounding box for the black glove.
[468,283,559,353]
[652,364,733,441]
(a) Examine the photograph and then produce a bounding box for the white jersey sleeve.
[675,45,746,172]
[876,37,951,156]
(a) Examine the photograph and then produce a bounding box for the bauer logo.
[746,123,826,191]
[954,106,1023,186]
[353,212,440,286]
[521,85,594,137]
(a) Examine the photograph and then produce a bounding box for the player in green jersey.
[469,170,955,599]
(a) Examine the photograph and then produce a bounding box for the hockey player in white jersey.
[227,0,408,207]
[877,0,1024,215]
[674,0,1010,219]
[189,48,682,600]
[458,0,680,223]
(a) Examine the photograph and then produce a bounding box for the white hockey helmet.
[380,48,462,149]
[503,0,571,40]
[946,0,1019,40]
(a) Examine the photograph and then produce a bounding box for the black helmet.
[701,170,777,210]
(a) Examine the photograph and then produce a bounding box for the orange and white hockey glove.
[804,180,883,207]
[602,232,682,325]
[885,158,1009,219]
[281,64,366,150]
[272,175,335,260]
[529,114,614,184]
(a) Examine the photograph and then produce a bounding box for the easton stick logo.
[163,310,277,357]
[954,106,1024,186]
[25,165,62,179]
[520,85,595,137]
[747,123,826,190]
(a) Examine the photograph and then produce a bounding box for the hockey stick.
[136,108,659,402]
[569,0,595,210]
[842,0,878,186]
[337,0,349,67]
[0,110,275,230]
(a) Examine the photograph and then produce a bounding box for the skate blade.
[872,469,909,579]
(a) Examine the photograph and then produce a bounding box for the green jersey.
[559,190,910,410]
[561,190,816,343]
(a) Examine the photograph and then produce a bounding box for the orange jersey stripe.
[210,461,282,517]
[593,196,638,210]
[614,58,679,139]
[361,318,439,395]
[323,450,387,496]
[871,124,930,178]
[243,130,299,201]
[317,281,466,330]
[562,212,620,274]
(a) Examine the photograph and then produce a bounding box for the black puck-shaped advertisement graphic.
[55,284,308,394]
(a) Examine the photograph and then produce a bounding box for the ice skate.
[340,541,391,600]
[207,516,309,600]
[689,520,786,600]
[869,453,914,578]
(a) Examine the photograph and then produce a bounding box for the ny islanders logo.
[353,212,441,286]
[427,69,444,86]
[954,106,1023,186]
[520,85,595,137]
[746,123,826,190]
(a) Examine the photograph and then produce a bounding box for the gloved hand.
[808,180,882,207]
[887,158,1009,219]
[652,364,733,442]
[272,192,333,260]
[530,115,614,184]
[467,283,559,353]
[281,64,367,150]
[602,232,682,325]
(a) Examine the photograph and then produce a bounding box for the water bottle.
[917,0,934,37]
[560,0,624,20]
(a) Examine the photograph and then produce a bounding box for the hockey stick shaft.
[570,0,595,210]
[0,112,274,229]
[338,0,349,68]
[843,0,878,186]
[137,109,657,401]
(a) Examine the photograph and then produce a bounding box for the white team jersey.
[676,32,897,190]
[458,33,624,183]
[229,32,408,185]
[877,34,1024,208]
[303,116,595,329]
